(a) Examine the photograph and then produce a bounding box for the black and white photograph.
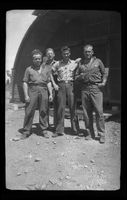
[5,10,121,190]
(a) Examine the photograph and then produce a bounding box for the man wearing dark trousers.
[52,46,81,137]
[75,44,107,143]
[20,49,53,140]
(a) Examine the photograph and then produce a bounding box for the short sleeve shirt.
[76,57,105,84]
[44,60,59,75]
[23,65,51,85]
[52,59,78,82]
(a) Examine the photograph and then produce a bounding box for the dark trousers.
[55,82,78,134]
[23,85,49,134]
[81,85,105,137]
[53,90,58,128]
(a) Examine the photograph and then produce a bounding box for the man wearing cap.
[20,49,53,139]
[52,46,81,137]
[75,44,107,143]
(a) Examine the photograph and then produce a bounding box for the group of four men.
[20,44,107,144]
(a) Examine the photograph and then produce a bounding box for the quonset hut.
[11,10,121,106]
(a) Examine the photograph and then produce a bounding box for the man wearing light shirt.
[52,46,81,137]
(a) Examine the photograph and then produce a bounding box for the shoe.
[19,134,30,140]
[85,134,92,140]
[90,130,95,139]
[73,131,78,135]
[99,136,105,144]
[72,129,78,135]
[42,130,49,138]
[85,129,92,140]
[52,133,59,138]
[52,132,63,138]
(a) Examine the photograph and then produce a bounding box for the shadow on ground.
[18,111,121,140]
[105,112,121,123]
[18,123,52,138]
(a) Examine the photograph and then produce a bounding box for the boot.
[85,129,92,140]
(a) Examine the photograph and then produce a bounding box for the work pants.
[23,85,48,134]
[55,82,78,134]
[81,85,105,137]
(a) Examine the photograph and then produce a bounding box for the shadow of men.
[105,112,121,123]
[18,122,56,137]
[64,127,88,138]
[18,123,46,137]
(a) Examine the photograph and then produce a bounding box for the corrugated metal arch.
[11,10,121,104]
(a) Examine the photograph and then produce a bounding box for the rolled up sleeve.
[52,61,59,74]
[98,59,105,79]
[47,72,51,83]
[23,68,30,83]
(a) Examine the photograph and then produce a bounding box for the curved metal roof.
[13,10,119,84]
[11,10,121,103]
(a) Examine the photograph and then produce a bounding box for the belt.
[83,82,98,86]
[29,83,47,87]
[58,80,73,84]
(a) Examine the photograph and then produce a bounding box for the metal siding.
[12,11,121,104]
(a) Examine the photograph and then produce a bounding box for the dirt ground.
[5,89,121,190]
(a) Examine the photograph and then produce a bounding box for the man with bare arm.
[52,46,81,137]
[20,49,53,139]
[75,44,107,143]
[43,48,59,128]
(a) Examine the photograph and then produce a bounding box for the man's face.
[46,50,55,60]
[62,50,70,61]
[33,54,42,67]
[84,46,93,59]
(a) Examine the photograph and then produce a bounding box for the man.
[52,46,81,137]
[20,49,53,139]
[43,48,59,128]
[75,44,107,143]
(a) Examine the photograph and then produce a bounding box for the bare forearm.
[23,82,29,98]
[47,82,53,96]
[50,74,59,90]
[101,72,108,86]
[50,74,57,88]
[97,77,107,87]
[102,78,107,85]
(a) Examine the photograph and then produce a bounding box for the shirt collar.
[83,56,96,64]
[61,59,72,64]
[31,65,41,70]
[46,59,56,65]
[92,56,96,61]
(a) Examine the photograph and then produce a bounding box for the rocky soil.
[5,89,121,190]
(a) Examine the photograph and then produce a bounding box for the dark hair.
[31,49,42,57]
[61,46,70,53]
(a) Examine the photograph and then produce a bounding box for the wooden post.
[105,15,111,103]
[9,68,15,103]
